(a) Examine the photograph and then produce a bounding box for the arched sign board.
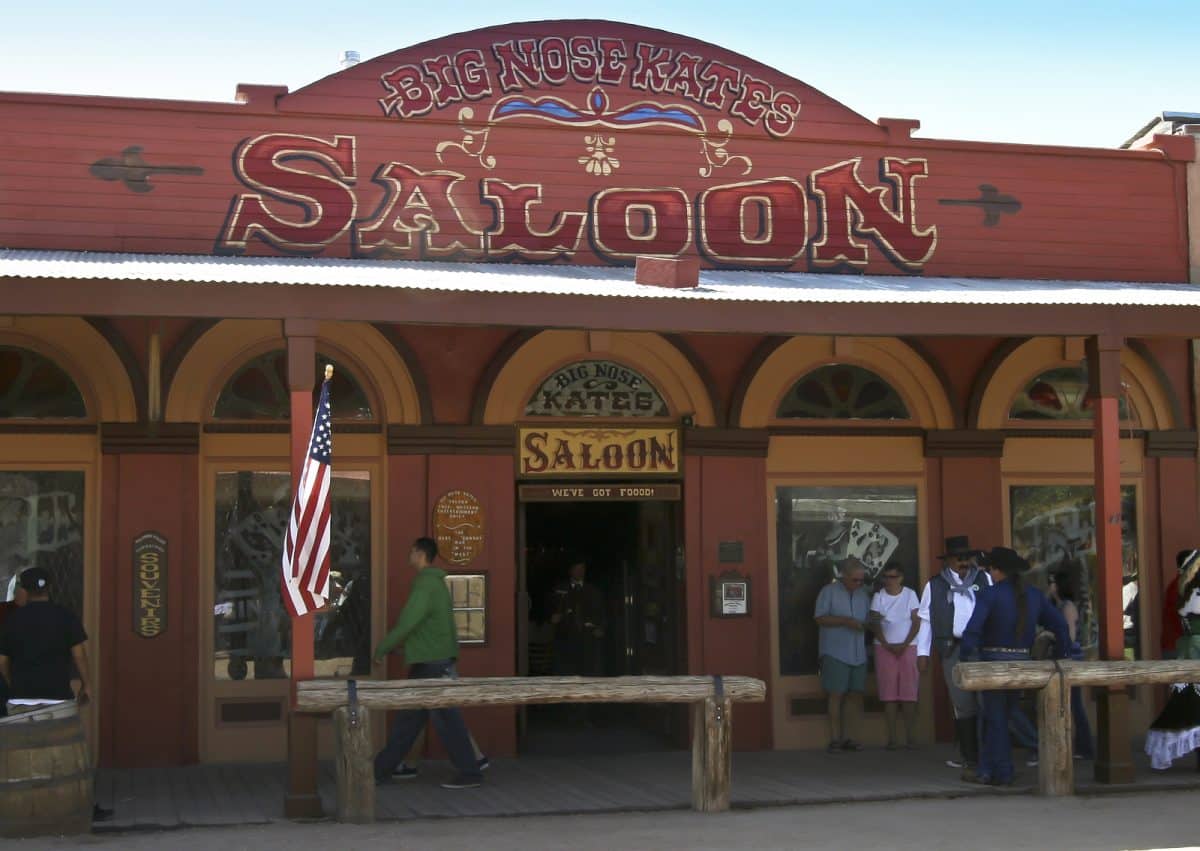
[133,531,167,638]
[525,360,669,418]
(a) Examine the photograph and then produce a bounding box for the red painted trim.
[1093,395,1124,660]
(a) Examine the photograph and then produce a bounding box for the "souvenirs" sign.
[518,427,680,478]
[133,531,167,638]
[525,360,669,418]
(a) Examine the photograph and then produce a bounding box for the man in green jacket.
[372,537,484,789]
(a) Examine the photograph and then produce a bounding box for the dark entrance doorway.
[519,493,685,755]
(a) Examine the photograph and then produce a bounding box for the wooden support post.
[333,704,374,823]
[691,696,732,812]
[1086,334,1135,784]
[284,319,323,820]
[1037,675,1074,796]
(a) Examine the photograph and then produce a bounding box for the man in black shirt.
[0,568,91,704]
[0,567,110,822]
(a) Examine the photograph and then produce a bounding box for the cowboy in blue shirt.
[960,546,1070,786]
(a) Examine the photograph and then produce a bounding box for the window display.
[776,485,918,675]
[1009,484,1139,658]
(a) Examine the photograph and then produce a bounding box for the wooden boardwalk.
[93,746,1200,831]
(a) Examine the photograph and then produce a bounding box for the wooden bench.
[954,659,1200,795]
[296,674,766,822]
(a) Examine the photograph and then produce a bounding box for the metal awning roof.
[4,248,1200,338]
[3,248,1200,308]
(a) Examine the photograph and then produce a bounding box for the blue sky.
[1,0,1195,148]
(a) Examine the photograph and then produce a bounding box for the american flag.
[281,377,333,617]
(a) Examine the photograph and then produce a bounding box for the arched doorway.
[0,317,137,756]
[739,335,953,749]
[974,337,1179,733]
[165,319,420,762]
[482,330,714,753]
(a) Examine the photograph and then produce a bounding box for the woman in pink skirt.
[871,566,921,749]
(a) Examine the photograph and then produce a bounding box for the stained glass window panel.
[0,347,87,419]
[212,350,373,421]
[1009,367,1131,421]
[777,365,909,420]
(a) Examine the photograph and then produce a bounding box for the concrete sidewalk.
[25,789,1200,851]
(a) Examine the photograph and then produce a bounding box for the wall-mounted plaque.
[434,490,485,566]
[710,570,750,618]
[518,426,680,478]
[718,540,744,564]
[133,531,167,638]
[445,573,487,645]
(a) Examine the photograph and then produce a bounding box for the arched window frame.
[207,343,380,424]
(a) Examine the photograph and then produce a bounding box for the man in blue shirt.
[814,558,871,753]
[961,547,1070,786]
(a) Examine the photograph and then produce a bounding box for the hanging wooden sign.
[133,531,167,638]
[434,490,486,565]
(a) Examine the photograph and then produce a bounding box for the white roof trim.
[3,249,1200,308]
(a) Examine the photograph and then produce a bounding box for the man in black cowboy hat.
[960,546,1070,786]
[916,536,991,769]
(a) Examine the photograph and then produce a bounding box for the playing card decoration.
[845,518,900,575]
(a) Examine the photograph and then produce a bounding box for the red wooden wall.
[0,20,1189,282]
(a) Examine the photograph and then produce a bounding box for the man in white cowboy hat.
[917,536,992,769]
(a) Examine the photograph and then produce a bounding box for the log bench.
[295,674,766,822]
[954,659,1200,796]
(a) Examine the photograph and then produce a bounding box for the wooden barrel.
[0,702,93,838]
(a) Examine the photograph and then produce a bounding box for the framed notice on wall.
[445,573,487,645]
[710,570,750,618]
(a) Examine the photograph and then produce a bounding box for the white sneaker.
[946,758,966,769]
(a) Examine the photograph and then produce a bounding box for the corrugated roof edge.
[2,248,1200,308]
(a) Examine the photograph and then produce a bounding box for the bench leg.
[691,696,732,812]
[333,706,375,823]
[1037,682,1073,796]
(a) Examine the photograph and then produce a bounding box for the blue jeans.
[1008,687,1095,759]
[373,660,482,782]
[980,688,1019,783]
[978,649,1032,783]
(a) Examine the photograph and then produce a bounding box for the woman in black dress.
[1146,549,1200,770]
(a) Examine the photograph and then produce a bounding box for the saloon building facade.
[2,21,1200,794]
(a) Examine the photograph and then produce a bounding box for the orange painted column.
[283,319,323,818]
[1088,335,1135,783]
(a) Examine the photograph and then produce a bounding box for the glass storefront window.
[0,471,85,616]
[776,485,919,675]
[777,364,910,420]
[1009,484,1139,659]
[213,470,372,680]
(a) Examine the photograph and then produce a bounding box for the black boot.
[961,717,980,768]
